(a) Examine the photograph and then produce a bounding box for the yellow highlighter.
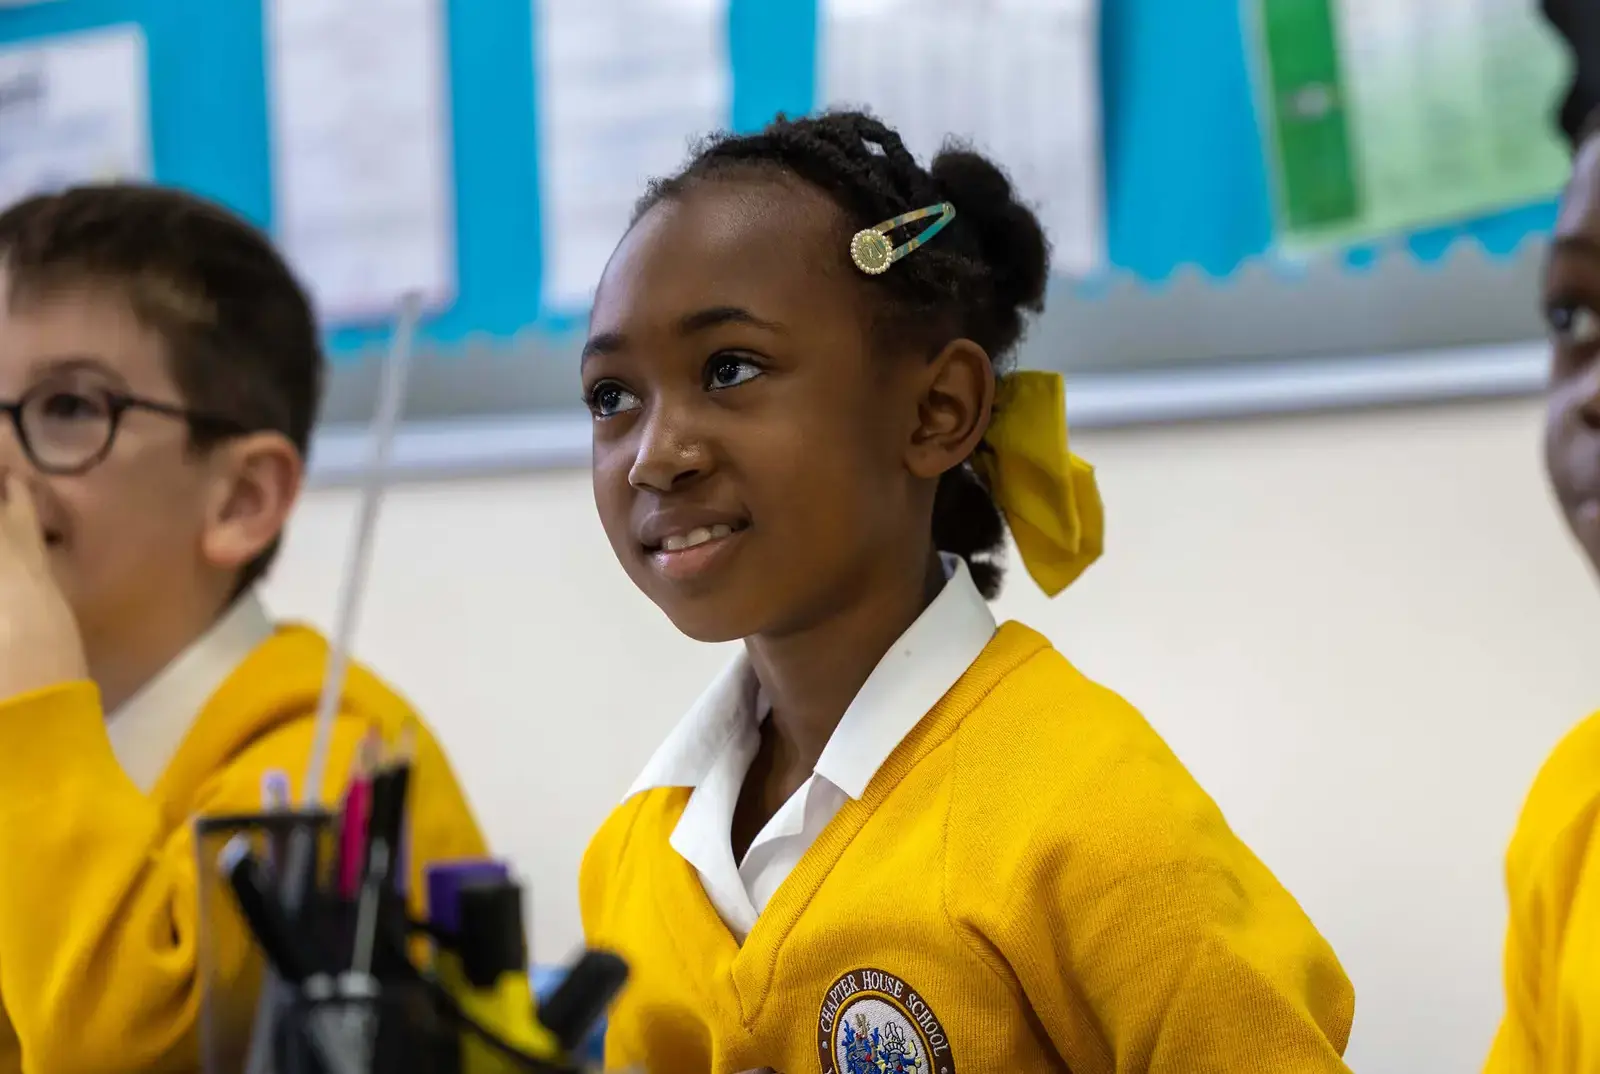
[426,863,563,1071]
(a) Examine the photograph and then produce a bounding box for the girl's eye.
[705,354,764,391]
[1548,302,1600,348]
[587,381,642,418]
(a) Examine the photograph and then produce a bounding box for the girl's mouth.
[649,521,748,554]
[646,522,750,581]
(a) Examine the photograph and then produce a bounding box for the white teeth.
[662,528,709,552]
[660,523,735,552]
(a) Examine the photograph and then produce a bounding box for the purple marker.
[425,860,510,938]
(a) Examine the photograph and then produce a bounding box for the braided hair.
[634,111,1051,597]
[1545,0,1600,152]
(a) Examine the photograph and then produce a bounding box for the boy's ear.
[199,432,304,574]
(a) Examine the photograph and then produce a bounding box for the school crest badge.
[816,968,954,1074]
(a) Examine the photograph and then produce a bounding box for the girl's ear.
[904,337,994,479]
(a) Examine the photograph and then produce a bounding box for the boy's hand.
[0,474,86,699]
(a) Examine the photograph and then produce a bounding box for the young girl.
[1484,15,1600,1068]
[578,111,1354,1073]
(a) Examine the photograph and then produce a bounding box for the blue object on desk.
[533,964,606,1065]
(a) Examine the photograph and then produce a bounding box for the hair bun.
[929,147,1050,317]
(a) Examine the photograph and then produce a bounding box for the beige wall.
[264,395,1600,1074]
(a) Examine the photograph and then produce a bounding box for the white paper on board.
[0,25,151,211]
[819,0,1105,277]
[265,0,457,325]
[534,0,732,311]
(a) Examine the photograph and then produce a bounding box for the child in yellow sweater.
[0,185,486,1073]
[1483,98,1600,1071]
[578,111,1354,1073]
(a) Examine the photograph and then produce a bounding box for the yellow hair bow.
[973,370,1104,597]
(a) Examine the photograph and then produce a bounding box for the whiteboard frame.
[305,337,1548,487]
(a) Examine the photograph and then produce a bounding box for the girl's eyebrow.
[582,306,788,366]
[581,331,625,364]
[675,306,787,336]
[1553,234,1600,271]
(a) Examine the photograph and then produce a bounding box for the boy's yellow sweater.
[0,624,487,1074]
[582,623,1355,1074]
[1486,708,1600,1073]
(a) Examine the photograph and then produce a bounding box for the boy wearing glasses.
[0,185,486,1073]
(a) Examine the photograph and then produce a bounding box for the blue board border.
[0,0,1559,366]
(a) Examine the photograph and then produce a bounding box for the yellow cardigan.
[0,625,487,1074]
[1487,708,1600,1073]
[581,622,1354,1074]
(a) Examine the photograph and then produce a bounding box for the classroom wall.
[263,394,1600,1074]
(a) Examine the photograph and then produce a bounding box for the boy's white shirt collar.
[629,554,998,939]
[107,593,275,792]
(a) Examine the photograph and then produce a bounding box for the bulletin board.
[0,0,1564,482]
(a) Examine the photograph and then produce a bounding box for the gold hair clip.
[849,201,956,275]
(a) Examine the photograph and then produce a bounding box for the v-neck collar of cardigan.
[649,621,1051,1026]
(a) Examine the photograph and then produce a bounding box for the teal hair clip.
[849,201,957,275]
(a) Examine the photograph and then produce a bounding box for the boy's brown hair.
[0,183,324,591]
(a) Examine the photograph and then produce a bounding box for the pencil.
[337,728,382,900]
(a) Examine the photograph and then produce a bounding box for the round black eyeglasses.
[0,381,250,476]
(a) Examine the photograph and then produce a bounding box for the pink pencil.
[338,730,381,899]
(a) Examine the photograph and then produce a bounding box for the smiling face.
[0,277,298,674]
[1545,136,1600,574]
[583,175,935,643]
[0,282,224,640]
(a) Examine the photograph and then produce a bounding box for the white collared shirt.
[628,554,998,941]
[107,593,275,792]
